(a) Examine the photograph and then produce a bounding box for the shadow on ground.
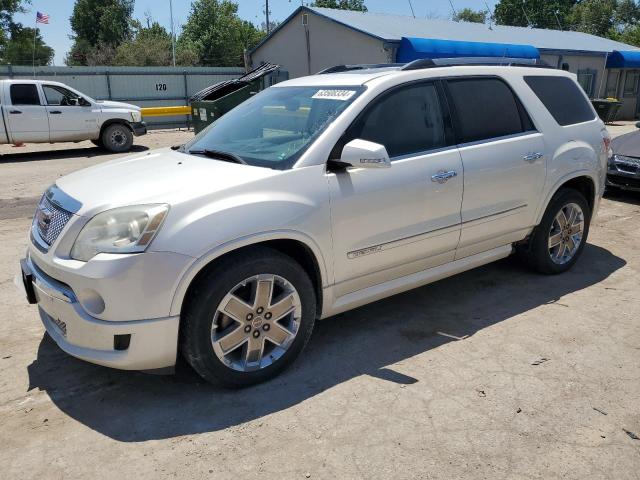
[0,145,149,164]
[26,244,625,442]
[604,188,640,206]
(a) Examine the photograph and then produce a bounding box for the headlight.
[130,111,142,122]
[71,204,169,262]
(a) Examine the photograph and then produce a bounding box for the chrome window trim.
[456,131,541,150]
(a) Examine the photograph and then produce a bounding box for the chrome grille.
[34,194,73,246]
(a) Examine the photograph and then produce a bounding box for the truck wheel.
[101,124,133,153]
[91,139,104,149]
[518,188,591,275]
[180,247,316,387]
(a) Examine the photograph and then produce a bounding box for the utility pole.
[448,0,457,18]
[553,10,563,31]
[407,0,416,18]
[169,0,176,67]
[521,1,532,27]
[266,0,271,34]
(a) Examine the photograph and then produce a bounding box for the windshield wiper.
[188,148,247,165]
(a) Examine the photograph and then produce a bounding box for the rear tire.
[180,247,316,387]
[518,188,591,275]
[91,139,104,149]
[101,123,133,153]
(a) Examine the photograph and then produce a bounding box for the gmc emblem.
[36,206,52,233]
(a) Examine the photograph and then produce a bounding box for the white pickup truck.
[0,79,146,152]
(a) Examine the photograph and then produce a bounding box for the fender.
[97,118,135,140]
[169,229,330,317]
[534,169,599,225]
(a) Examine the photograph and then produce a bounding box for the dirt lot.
[0,128,639,479]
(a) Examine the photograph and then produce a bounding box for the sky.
[13,0,499,65]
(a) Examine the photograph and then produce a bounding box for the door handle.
[523,152,544,162]
[50,110,62,114]
[431,170,458,184]
[9,110,22,114]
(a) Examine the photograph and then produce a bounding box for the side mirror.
[338,139,391,169]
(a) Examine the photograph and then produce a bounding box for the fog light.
[77,289,105,315]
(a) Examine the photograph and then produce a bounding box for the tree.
[310,0,367,11]
[2,24,53,65]
[453,8,487,23]
[566,0,617,37]
[66,0,134,65]
[180,0,264,67]
[494,0,576,29]
[0,0,29,58]
[114,20,172,66]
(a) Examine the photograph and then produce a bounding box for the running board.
[325,245,513,318]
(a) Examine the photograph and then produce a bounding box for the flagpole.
[169,0,176,67]
[32,15,38,78]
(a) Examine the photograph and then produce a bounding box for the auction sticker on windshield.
[312,89,357,101]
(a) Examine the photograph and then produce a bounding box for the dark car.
[608,124,640,192]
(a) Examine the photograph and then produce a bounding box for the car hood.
[612,130,640,158]
[97,100,140,111]
[55,148,280,216]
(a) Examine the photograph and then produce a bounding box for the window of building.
[445,77,534,144]
[577,69,597,98]
[624,71,640,97]
[524,76,596,126]
[605,71,620,99]
[9,84,40,105]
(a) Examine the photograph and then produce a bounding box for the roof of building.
[253,6,640,55]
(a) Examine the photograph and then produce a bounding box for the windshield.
[184,86,364,169]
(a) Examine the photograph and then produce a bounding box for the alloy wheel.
[211,274,302,372]
[548,202,584,265]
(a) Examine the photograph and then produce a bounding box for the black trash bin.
[591,99,622,124]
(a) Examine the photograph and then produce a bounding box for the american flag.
[36,11,49,24]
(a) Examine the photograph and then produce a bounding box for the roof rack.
[317,63,404,74]
[318,57,551,75]
[401,57,550,70]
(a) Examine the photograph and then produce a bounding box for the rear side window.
[10,84,40,105]
[349,82,447,158]
[524,76,596,126]
[446,77,533,144]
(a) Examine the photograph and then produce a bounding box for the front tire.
[101,123,134,153]
[519,188,591,274]
[180,247,316,387]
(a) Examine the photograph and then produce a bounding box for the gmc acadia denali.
[20,59,610,386]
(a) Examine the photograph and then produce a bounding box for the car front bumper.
[20,253,182,371]
[606,172,640,191]
[607,156,640,191]
[131,121,147,136]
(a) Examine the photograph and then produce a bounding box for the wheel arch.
[170,232,328,320]
[99,118,134,138]
[536,172,597,225]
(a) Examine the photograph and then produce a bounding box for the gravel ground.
[0,127,639,480]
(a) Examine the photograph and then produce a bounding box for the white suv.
[20,59,610,386]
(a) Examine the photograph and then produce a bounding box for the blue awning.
[606,50,640,68]
[396,37,540,63]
